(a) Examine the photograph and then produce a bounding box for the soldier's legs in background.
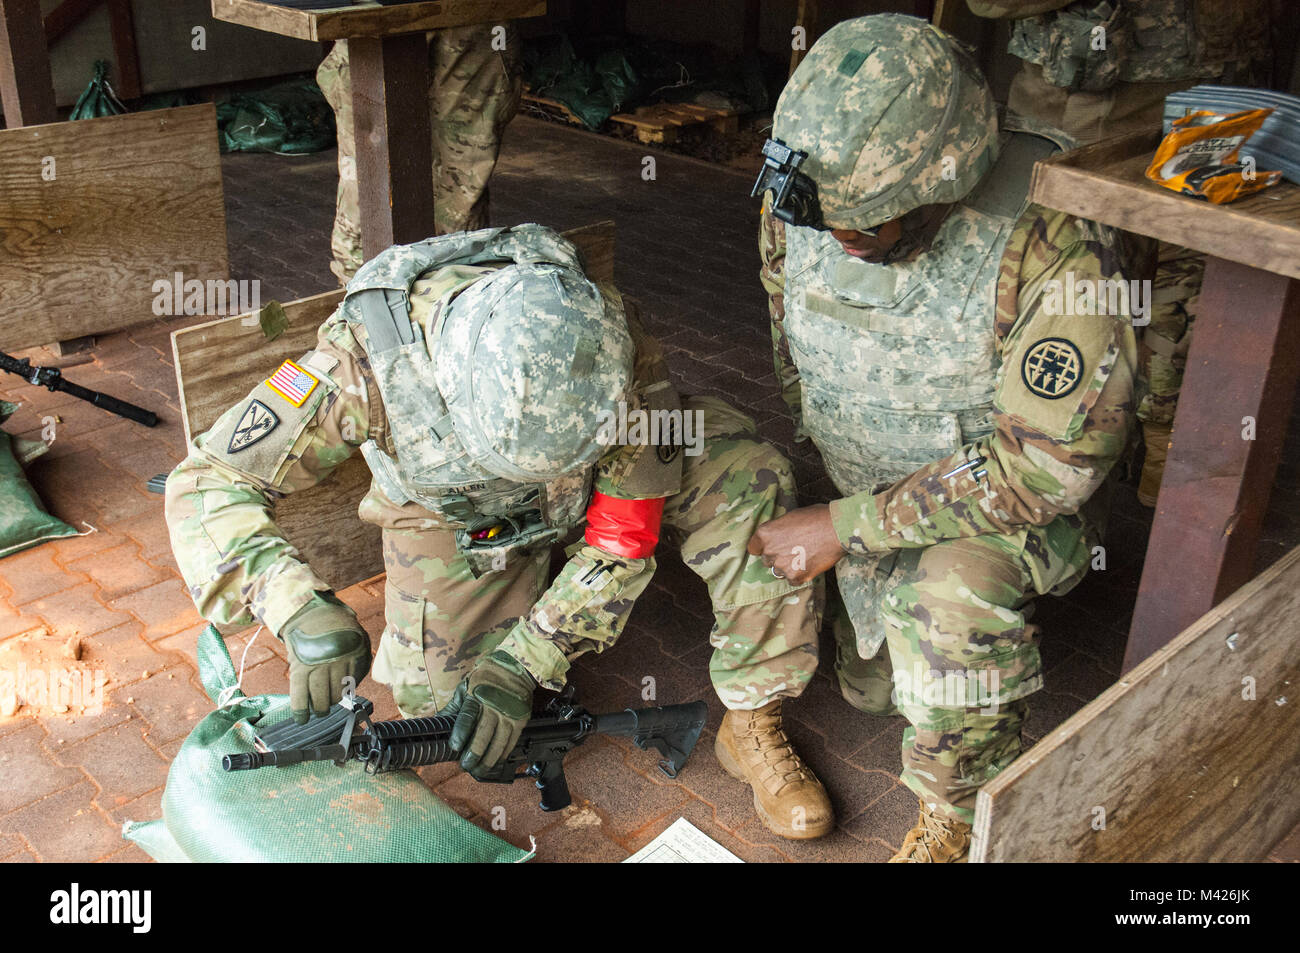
[372,522,549,717]
[879,535,1042,826]
[1137,245,1203,505]
[664,397,830,839]
[428,23,523,234]
[316,40,364,284]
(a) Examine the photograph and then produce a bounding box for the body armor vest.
[784,120,1065,497]
[342,226,599,541]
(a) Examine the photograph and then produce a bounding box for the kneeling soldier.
[747,15,1137,860]
[166,225,833,839]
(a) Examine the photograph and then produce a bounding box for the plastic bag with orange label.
[1146,108,1282,203]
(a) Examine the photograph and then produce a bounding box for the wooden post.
[789,0,818,77]
[1126,260,1300,670]
[0,0,56,128]
[105,0,142,100]
[350,33,436,261]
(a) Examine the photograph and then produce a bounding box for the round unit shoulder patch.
[1021,337,1084,400]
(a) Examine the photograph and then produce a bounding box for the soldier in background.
[165,224,834,841]
[316,25,523,284]
[747,14,1136,860]
[967,0,1275,504]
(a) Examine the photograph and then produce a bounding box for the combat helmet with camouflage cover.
[342,224,634,519]
[771,13,999,232]
[434,258,634,483]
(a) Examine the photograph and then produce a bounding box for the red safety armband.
[583,492,664,559]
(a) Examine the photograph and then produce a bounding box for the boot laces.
[741,704,814,791]
[901,804,967,862]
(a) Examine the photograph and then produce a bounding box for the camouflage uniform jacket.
[761,200,1138,558]
[166,270,681,691]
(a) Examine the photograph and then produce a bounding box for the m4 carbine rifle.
[0,351,157,427]
[223,692,709,812]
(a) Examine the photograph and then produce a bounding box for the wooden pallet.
[520,89,586,126]
[521,88,741,143]
[608,101,740,144]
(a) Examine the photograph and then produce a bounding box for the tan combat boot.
[888,798,971,863]
[714,701,834,839]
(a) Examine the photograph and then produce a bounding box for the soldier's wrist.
[496,629,569,692]
[828,493,886,556]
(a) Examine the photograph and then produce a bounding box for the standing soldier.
[316,24,524,284]
[165,224,834,840]
[966,0,1275,504]
[747,14,1137,861]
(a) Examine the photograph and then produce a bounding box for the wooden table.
[1029,130,1300,671]
[211,0,545,259]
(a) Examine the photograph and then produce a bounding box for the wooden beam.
[788,0,818,78]
[210,0,547,43]
[105,0,141,100]
[0,0,56,128]
[169,222,616,591]
[972,545,1300,862]
[1029,130,1300,282]
[1126,261,1300,668]
[0,104,229,349]
[43,0,102,44]
[350,32,436,260]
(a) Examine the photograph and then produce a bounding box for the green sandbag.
[123,626,529,863]
[216,79,336,155]
[0,403,77,559]
[121,820,191,864]
[69,61,126,121]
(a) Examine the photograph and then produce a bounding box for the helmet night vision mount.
[751,137,879,237]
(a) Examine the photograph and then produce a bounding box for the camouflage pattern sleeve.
[164,311,381,634]
[496,544,655,690]
[759,207,807,438]
[830,205,1138,554]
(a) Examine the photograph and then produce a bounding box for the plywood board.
[171,221,615,591]
[971,545,1300,862]
[1029,129,1300,281]
[211,0,546,42]
[171,287,374,591]
[0,103,228,349]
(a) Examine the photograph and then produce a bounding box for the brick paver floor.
[2,116,1297,862]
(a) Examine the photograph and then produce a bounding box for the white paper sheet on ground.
[623,817,743,863]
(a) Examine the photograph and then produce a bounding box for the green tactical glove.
[449,650,536,775]
[280,591,371,724]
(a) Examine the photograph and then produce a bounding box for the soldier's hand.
[449,651,535,776]
[281,592,371,725]
[748,504,844,585]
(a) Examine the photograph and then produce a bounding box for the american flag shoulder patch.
[266,360,320,407]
